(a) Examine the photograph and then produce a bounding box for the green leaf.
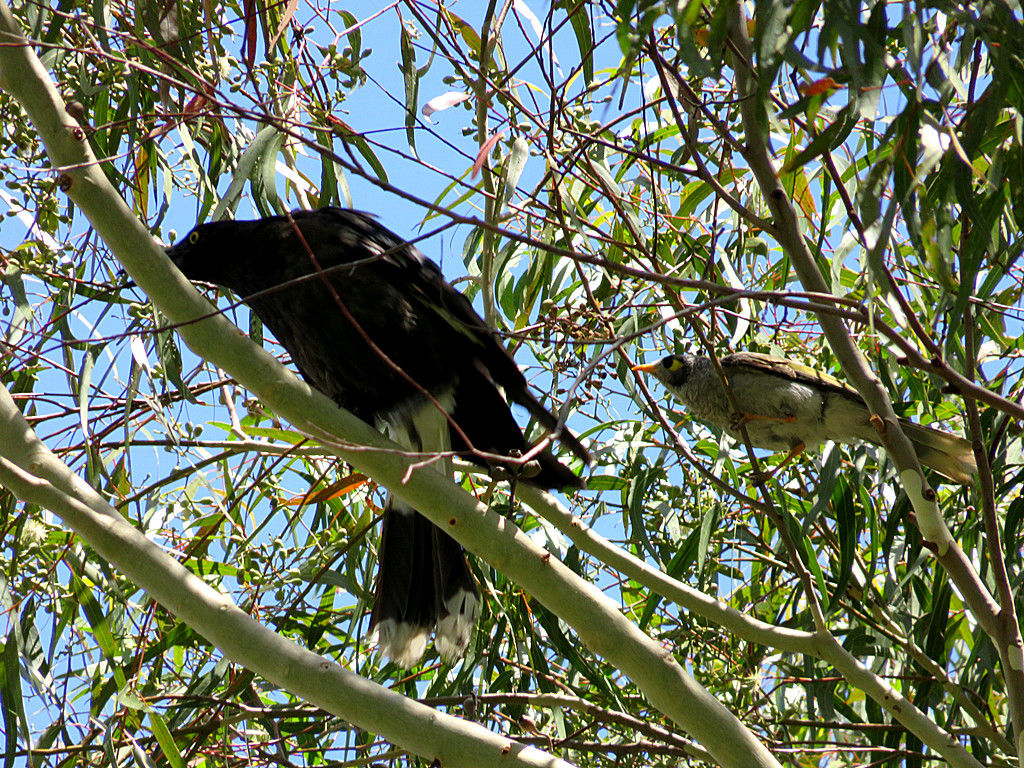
[499,136,529,213]
[149,709,186,768]
[558,0,594,85]
[442,8,481,57]
[253,128,285,216]
[328,119,389,183]
[779,105,856,171]
[212,124,283,222]
[400,25,419,155]
[1,629,26,768]
[77,345,97,438]
[828,476,858,614]
[0,264,33,351]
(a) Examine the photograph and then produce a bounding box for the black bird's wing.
[353,211,591,472]
[306,208,590,481]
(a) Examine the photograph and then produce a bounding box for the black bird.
[166,207,589,666]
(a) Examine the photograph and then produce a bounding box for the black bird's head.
[166,219,264,287]
[632,354,695,388]
[165,209,399,297]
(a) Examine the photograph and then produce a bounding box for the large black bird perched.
[167,207,589,666]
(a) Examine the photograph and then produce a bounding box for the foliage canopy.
[1,0,1023,766]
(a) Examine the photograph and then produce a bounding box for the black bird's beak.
[120,244,180,291]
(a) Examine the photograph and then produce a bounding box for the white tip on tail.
[373,620,430,668]
[434,589,480,662]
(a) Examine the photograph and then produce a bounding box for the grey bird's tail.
[899,420,976,484]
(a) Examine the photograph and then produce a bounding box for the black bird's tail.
[369,499,478,667]
[369,369,585,667]
[368,397,479,667]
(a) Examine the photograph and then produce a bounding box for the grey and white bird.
[633,352,976,483]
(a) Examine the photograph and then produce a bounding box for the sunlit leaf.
[472,131,503,178]
[441,8,481,57]
[283,474,369,506]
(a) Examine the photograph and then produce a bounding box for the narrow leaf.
[283,474,369,506]
[499,136,530,212]
[400,25,419,152]
[473,131,503,178]
[267,0,299,52]
[242,0,259,71]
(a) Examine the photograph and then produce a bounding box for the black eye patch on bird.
[166,206,590,667]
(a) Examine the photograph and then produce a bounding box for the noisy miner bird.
[167,207,589,667]
[632,351,975,483]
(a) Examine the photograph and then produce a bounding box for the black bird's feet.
[488,449,543,483]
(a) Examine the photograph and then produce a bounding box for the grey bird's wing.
[721,352,865,403]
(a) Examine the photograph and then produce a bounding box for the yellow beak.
[631,362,659,374]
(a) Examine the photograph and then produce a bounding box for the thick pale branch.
[0,421,570,768]
[518,485,812,652]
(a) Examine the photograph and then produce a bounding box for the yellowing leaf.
[133,146,149,219]
[442,8,481,56]
[283,474,369,506]
[787,167,817,223]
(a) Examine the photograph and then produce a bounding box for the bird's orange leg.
[773,442,806,472]
[749,442,806,483]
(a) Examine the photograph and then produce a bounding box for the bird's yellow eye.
[188,231,200,245]
[665,356,682,371]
